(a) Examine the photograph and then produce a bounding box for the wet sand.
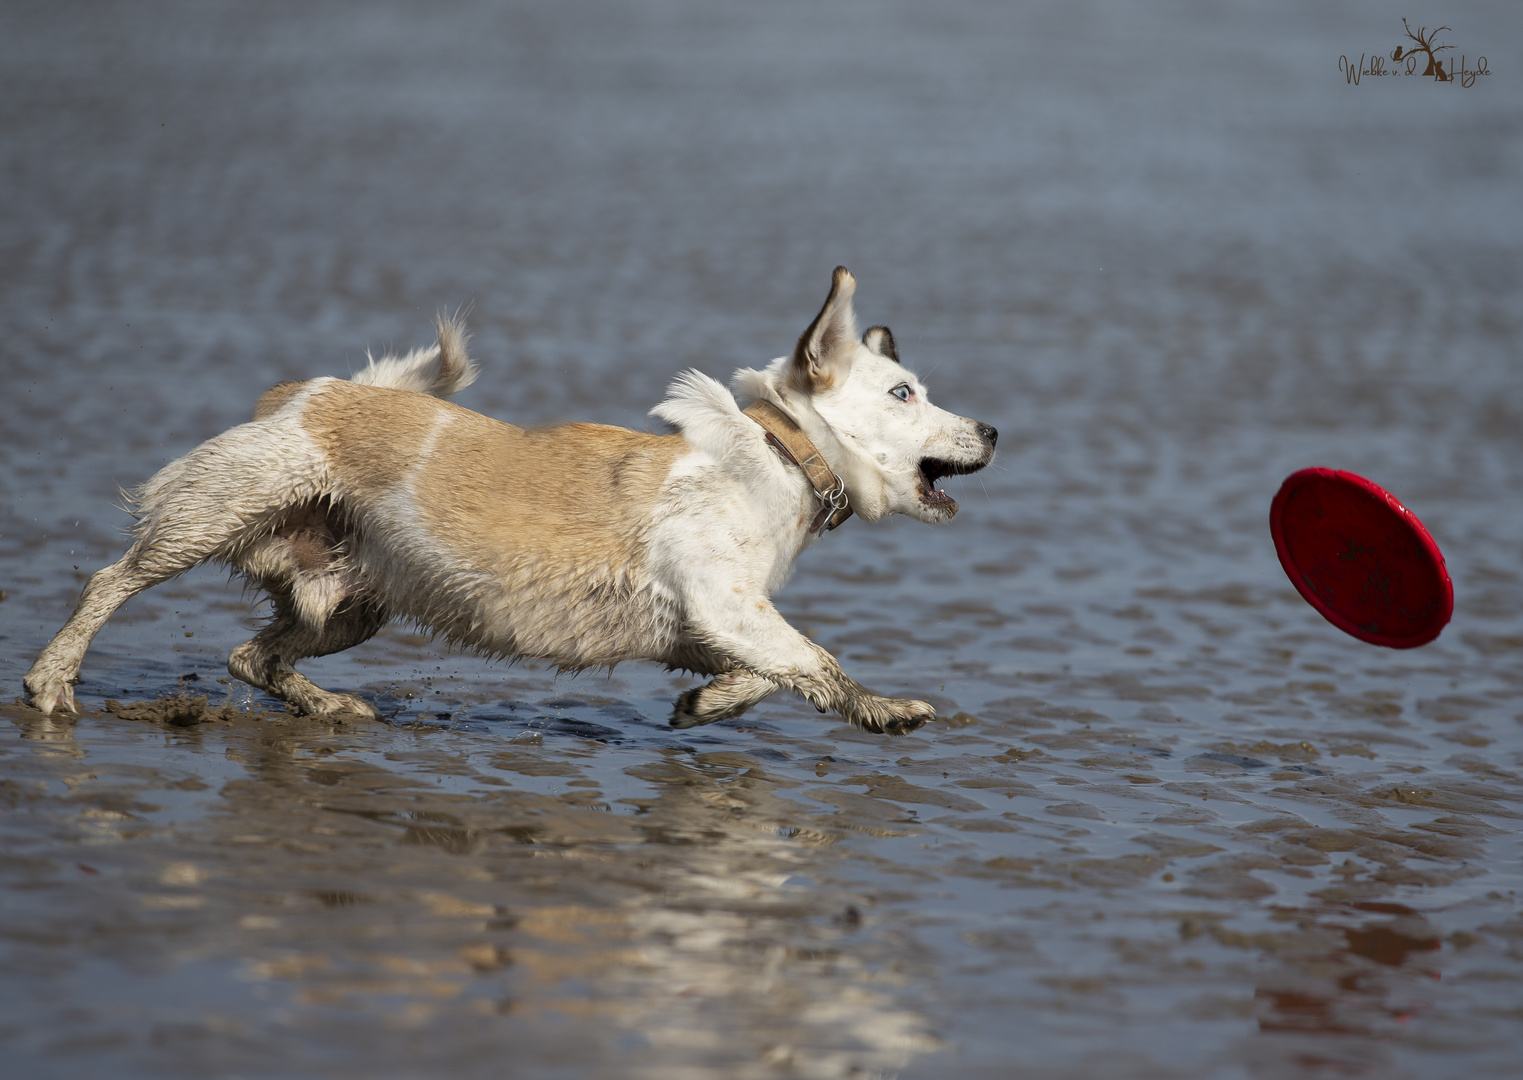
[3,1,1522,1076]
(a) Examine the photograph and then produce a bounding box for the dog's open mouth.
[917,455,986,513]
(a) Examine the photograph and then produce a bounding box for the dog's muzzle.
[917,422,996,515]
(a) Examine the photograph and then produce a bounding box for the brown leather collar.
[743,400,853,534]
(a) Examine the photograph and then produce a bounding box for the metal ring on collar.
[816,475,848,511]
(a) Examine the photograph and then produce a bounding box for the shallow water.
[3,1,1522,1076]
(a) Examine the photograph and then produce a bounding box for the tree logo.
[1391,19,1453,81]
[1339,19,1490,87]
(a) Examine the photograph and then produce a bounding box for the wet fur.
[25,270,996,733]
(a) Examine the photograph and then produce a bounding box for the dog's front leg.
[681,588,934,735]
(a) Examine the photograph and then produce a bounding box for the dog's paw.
[670,671,779,729]
[851,695,935,736]
[23,675,79,717]
[294,689,381,722]
[670,685,721,729]
[321,694,381,721]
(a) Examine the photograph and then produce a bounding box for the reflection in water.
[0,706,938,1077]
[1255,904,1441,1040]
[6,687,1517,1078]
[16,713,84,749]
[1242,907,1446,1080]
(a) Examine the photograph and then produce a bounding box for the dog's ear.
[790,266,857,394]
[861,325,898,363]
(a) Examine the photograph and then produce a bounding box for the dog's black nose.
[976,423,997,447]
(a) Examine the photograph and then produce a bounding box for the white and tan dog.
[25,268,996,734]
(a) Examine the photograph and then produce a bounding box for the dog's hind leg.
[227,595,388,719]
[23,550,186,715]
[670,669,780,729]
[25,416,328,715]
[26,496,271,714]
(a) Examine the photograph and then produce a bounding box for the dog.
[25,267,996,734]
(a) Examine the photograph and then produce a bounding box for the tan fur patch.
[300,383,685,541]
[414,418,687,576]
[252,381,308,421]
[297,381,689,663]
[302,383,457,492]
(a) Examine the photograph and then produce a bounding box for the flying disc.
[1269,468,1452,649]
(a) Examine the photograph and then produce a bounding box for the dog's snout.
[976,422,997,448]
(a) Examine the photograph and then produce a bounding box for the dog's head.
[737,267,997,524]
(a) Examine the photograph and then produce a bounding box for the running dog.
[25,268,996,733]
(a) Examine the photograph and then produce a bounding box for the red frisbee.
[1269,468,1452,649]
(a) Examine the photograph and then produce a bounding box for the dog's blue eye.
[890,384,912,402]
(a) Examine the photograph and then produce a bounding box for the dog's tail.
[350,311,478,398]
